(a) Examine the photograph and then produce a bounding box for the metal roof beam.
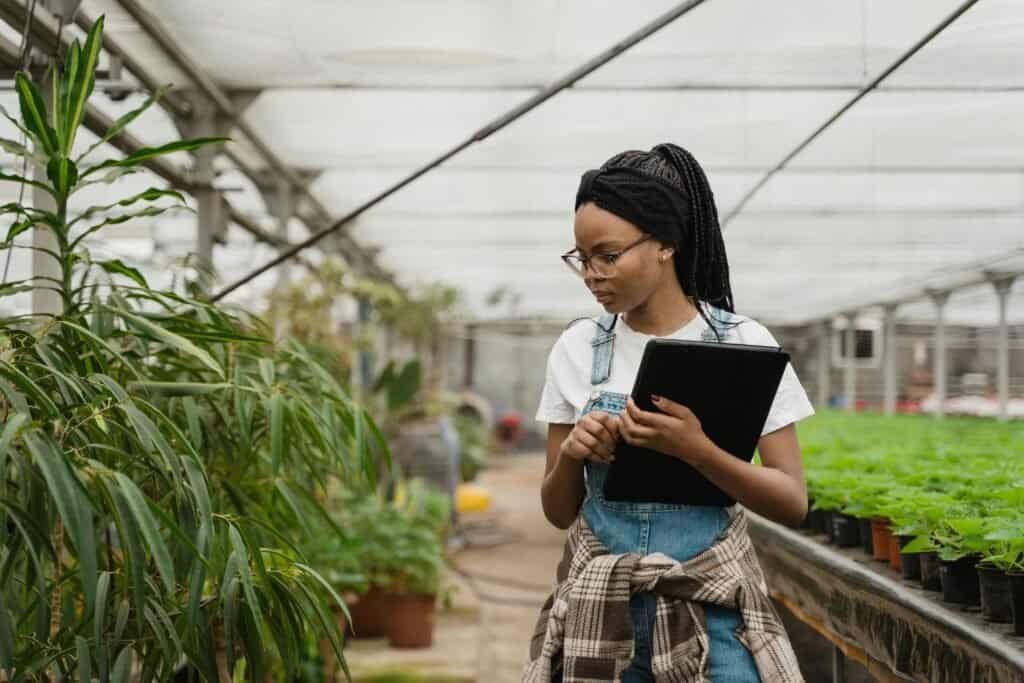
[112,0,387,280]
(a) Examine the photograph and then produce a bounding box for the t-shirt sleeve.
[751,323,817,436]
[534,337,576,424]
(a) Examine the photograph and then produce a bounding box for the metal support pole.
[927,289,951,418]
[817,319,831,408]
[265,176,295,337]
[843,313,857,413]
[832,644,847,683]
[177,95,228,289]
[31,65,60,315]
[987,275,1016,422]
[883,303,899,415]
[463,323,477,390]
[357,296,373,395]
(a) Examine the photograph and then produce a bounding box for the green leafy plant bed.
[798,411,1024,621]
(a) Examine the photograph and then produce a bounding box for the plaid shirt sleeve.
[523,510,804,683]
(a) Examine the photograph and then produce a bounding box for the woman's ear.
[659,246,675,263]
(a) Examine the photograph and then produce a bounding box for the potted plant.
[0,18,383,678]
[977,516,1024,624]
[387,479,452,648]
[933,517,989,606]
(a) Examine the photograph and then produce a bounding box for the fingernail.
[651,394,662,403]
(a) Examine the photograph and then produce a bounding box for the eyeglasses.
[561,235,652,278]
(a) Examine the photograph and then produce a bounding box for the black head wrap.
[574,164,691,248]
[572,143,739,337]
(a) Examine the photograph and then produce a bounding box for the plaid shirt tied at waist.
[522,508,803,682]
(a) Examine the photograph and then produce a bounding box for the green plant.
[800,411,1024,567]
[335,479,450,598]
[453,412,490,482]
[0,17,386,680]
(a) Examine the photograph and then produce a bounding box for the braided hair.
[573,142,742,341]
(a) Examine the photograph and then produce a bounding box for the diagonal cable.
[210,0,712,302]
[720,0,983,229]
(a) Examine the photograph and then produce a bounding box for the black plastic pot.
[858,518,874,555]
[939,556,981,605]
[808,508,827,536]
[918,552,942,591]
[1009,571,1024,637]
[831,513,861,548]
[977,565,1012,623]
[896,536,921,581]
[821,511,835,543]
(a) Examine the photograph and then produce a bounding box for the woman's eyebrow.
[576,240,620,253]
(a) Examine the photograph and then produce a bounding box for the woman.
[526,144,813,682]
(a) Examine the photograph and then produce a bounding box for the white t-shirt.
[534,306,816,436]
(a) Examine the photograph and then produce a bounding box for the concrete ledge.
[747,513,1024,683]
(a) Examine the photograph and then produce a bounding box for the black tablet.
[602,338,790,506]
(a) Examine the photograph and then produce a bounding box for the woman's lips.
[593,291,614,303]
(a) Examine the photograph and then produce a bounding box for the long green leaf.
[127,381,230,397]
[0,413,28,464]
[70,186,187,228]
[0,593,14,668]
[222,576,240,677]
[96,258,147,288]
[110,307,222,376]
[75,635,92,683]
[63,17,104,155]
[228,524,261,625]
[94,571,111,674]
[70,204,188,251]
[77,84,168,163]
[0,168,55,197]
[0,360,60,416]
[14,72,58,155]
[111,646,133,683]
[270,392,285,472]
[112,472,176,593]
[81,137,229,180]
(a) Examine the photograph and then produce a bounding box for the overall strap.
[589,313,618,385]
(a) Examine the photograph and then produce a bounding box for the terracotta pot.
[870,518,892,562]
[888,532,903,571]
[346,585,396,638]
[388,593,436,648]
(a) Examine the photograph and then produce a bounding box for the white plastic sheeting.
[2,0,1022,324]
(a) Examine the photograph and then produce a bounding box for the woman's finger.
[577,428,612,460]
[625,397,652,426]
[586,412,619,444]
[583,415,618,451]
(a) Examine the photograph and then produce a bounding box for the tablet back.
[602,338,789,506]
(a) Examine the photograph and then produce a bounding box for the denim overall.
[557,312,761,682]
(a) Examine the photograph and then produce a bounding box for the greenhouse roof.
[1,0,1023,325]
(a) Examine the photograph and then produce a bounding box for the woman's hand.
[560,411,621,465]
[620,395,713,464]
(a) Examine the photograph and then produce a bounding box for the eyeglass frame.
[560,235,654,278]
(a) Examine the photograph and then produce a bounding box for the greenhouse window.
[832,320,881,368]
